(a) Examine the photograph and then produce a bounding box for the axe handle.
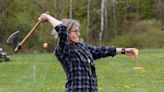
[14,11,49,52]
[14,20,42,52]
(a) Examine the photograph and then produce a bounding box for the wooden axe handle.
[14,20,41,52]
[14,11,49,52]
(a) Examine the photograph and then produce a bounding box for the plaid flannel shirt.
[54,24,116,92]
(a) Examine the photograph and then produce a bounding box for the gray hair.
[51,19,80,39]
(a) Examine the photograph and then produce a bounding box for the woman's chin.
[70,39,79,43]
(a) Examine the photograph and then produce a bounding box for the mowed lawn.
[0,49,163,92]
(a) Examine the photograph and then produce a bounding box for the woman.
[38,13,138,92]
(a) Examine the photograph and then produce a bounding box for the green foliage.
[110,19,164,48]
[0,0,163,53]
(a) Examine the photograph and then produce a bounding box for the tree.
[155,1,164,29]
[87,0,91,41]
[99,0,106,44]
[69,0,73,19]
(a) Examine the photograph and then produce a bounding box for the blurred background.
[0,1,163,92]
[0,0,164,53]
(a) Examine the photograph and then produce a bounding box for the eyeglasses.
[70,29,80,33]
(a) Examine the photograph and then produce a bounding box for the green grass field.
[0,49,163,92]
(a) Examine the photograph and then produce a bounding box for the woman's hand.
[125,48,138,60]
[38,13,49,22]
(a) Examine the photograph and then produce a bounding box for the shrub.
[110,19,164,49]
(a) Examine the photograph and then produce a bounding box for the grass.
[0,49,163,92]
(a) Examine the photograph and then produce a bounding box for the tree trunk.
[112,0,116,22]
[99,0,105,44]
[104,0,108,30]
[87,0,91,41]
[69,0,73,19]
[156,2,164,30]
[111,0,117,36]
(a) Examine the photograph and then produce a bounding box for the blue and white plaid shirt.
[54,24,116,92]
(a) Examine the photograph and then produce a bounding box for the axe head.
[6,31,22,52]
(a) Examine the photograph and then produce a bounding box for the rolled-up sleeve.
[86,44,116,60]
[55,24,68,48]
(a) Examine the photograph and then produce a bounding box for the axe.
[7,11,49,52]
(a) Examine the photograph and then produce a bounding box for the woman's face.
[69,27,80,43]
